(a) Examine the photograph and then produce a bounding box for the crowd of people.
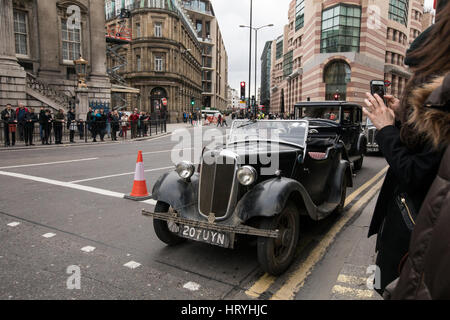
[1,105,164,146]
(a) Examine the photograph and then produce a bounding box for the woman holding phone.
[363,1,450,296]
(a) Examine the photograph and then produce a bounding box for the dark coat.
[1,108,16,123]
[369,78,445,294]
[390,73,450,299]
[67,111,76,129]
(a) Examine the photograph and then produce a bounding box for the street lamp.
[74,56,88,88]
[240,24,274,115]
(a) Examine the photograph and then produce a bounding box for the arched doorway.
[324,60,351,101]
[150,87,168,117]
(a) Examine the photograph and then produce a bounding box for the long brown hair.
[399,2,450,149]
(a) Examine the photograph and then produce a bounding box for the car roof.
[294,101,362,109]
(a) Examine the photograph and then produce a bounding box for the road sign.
[384,80,391,87]
[161,98,167,106]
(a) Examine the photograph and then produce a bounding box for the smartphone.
[370,80,385,101]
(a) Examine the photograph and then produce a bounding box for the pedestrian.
[363,2,450,296]
[38,107,45,141]
[106,110,111,138]
[217,114,222,127]
[41,109,52,145]
[120,113,129,139]
[24,108,38,146]
[387,71,450,300]
[91,109,100,142]
[86,107,94,138]
[78,119,85,140]
[67,108,77,143]
[129,109,139,139]
[98,109,107,142]
[53,109,65,144]
[111,110,120,141]
[15,103,28,141]
[1,104,17,147]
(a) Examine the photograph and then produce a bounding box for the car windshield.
[300,106,340,123]
[228,120,309,147]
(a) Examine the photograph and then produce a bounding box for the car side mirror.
[297,154,304,164]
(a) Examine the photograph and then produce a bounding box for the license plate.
[178,225,231,248]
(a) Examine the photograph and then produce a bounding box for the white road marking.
[331,285,374,299]
[69,166,173,184]
[0,171,125,199]
[81,246,96,253]
[183,281,201,291]
[142,148,194,155]
[337,274,368,286]
[124,261,141,269]
[7,222,21,227]
[0,158,98,170]
[42,233,56,238]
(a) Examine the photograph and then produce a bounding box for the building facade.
[266,0,433,115]
[105,0,204,122]
[181,0,229,112]
[260,41,272,112]
[0,0,111,118]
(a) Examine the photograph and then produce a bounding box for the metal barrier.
[0,119,167,147]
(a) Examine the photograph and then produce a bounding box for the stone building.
[264,0,434,115]
[0,0,111,119]
[105,0,204,123]
[180,0,229,112]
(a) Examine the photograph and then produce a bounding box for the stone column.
[0,0,27,107]
[75,87,89,121]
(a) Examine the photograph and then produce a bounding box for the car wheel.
[257,202,300,276]
[353,155,364,171]
[335,174,348,214]
[153,201,186,246]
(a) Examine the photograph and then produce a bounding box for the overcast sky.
[211,0,435,95]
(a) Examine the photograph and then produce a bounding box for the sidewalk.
[295,194,383,300]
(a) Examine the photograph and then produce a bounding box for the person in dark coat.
[364,2,450,296]
[1,104,17,147]
[91,109,100,142]
[24,108,38,146]
[86,107,94,138]
[41,109,52,145]
[53,109,65,144]
[67,108,76,143]
[386,72,450,300]
[15,103,28,141]
[98,109,107,142]
[110,110,120,141]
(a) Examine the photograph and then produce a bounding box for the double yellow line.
[245,165,389,300]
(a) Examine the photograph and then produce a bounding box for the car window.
[301,107,340,123]
[342,108,354,125]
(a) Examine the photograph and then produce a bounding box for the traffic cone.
[124,151,153,201]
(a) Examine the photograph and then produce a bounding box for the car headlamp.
[175,161,195,180]
[237,166,257,186]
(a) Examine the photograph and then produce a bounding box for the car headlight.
[237,166,257,186]
[175,161,195,180]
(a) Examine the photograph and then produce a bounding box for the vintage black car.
[142,120,354,275]
[364,118,379,153]
[294,101,367,170]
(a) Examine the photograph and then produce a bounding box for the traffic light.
[240,82,246,101]
[334,93,340,101]
[191,97,195,106]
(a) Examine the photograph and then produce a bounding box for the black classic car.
[142,120,354,275]
[294,101,367,170]
[364,118,379,153]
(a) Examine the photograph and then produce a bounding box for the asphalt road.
[0,125,388,300]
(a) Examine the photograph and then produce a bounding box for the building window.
[321,4,361,54]
[136,23,141,38]
[276,38,283,60]
[14,11,28,56]
[324,60,351,101]
[389,0,409,26]
[295,0,305,31]
[283,50,293,77]
[62,19,81,61]
[154,22,162,37]
[196,20,202,38]
[136,55,141,71]
[155,55,164,71]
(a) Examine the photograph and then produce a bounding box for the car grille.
[199,152,237,219]
[368,128,377,144]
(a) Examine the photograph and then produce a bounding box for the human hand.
[363,93,395,130]
[384,94,401,119]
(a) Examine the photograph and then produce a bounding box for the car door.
[340,106,360,155]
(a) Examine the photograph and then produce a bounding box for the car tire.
[153,201,186,246]
[335,174,348,214]
[353,155,364,171]
[257,202,300,276]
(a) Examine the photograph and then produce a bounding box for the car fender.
[152,171,199,211]
[234,177,318,222]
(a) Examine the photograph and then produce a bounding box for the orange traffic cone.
[124,151,152,201]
